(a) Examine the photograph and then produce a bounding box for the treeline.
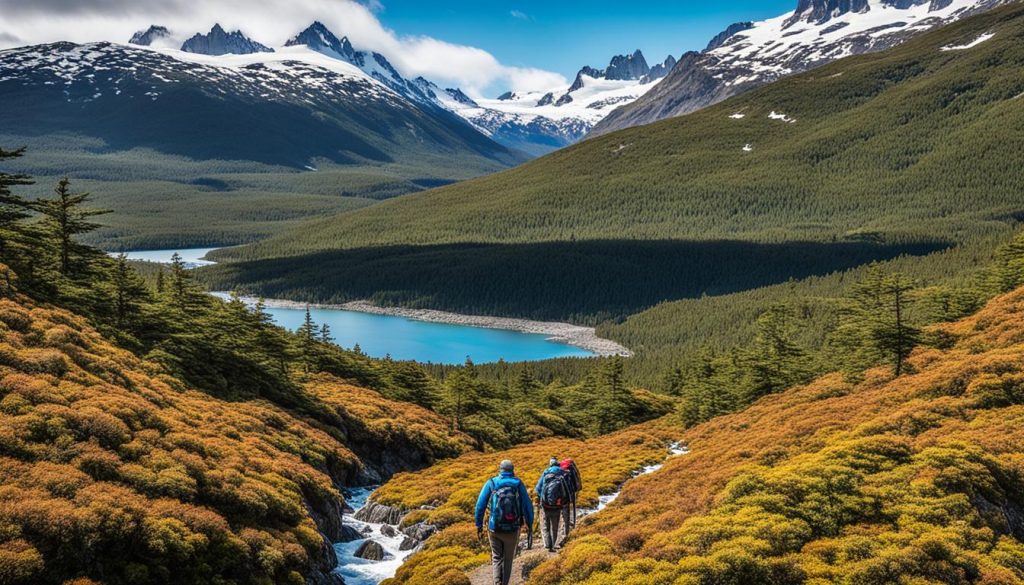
[201,239,943,324]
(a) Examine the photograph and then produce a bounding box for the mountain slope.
[0,41,517,168]
[216,2,1024,260]
[527,286,1024,585]
[592,0,1011,135]
[370,284,1024,585]
[0,294,473,585]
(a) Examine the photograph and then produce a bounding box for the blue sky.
[372,1,796,78]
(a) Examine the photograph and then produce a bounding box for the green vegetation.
[217,2,1024,261]
[526,288,1024,585]
[198,4,1024,406]
[201,239,941,324]
[1,134,507,251]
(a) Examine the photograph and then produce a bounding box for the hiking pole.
[527,517,534,550]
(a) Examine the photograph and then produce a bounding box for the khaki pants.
[489,528,520,585]
[540,506,570,549]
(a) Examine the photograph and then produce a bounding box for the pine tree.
[108,253,149,330]
[166,253,205,312]
[155,267,165,294]
[444,357,480,432]
[319,322,334,344]
[36,177,109,277]
[831,267,920,377]
[296,307,318,372]
[594,356,630,434]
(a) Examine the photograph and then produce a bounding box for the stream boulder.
[354,501,404,525]
[401,522,437,542]
[354,540,388,561]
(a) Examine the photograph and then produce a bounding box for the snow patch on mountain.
[940,31,994,49]
[592,0,1010,136]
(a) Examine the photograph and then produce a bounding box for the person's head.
[549,457,558,467]
[499,459,514,474]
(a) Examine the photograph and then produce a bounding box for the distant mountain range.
[0,23,522,170]
[118,21,676,156]
[441,50,678,155]
[592,0,1012,135]
[0,0,1012,170]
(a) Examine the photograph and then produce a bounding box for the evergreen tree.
[155,267,165,295]
[742,305,810,402]
[319,322,334,344]
[167,253,205,312]
[296,307,318,373]
[108,253,149,330]
[831,267,920,377]
[36,177,109,277]
[443,357,480,432]
[594,356,631,434]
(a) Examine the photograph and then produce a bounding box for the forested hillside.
[216,2,1024,261]
[368,285,1024,585]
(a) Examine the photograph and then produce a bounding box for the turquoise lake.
[116,247,595,364]
[257,302,594,364]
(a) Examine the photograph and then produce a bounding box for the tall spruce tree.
[296,307,318,373]
[36,177,109,277]
[108,253,150,330]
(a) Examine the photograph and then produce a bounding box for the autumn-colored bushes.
[0,296,468,584]
[522,288,1024,584]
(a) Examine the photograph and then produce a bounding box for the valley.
[1,0,1023,584]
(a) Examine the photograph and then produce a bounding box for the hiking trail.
[468,443,688,585]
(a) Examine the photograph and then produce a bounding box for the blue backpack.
[490,479,524,532]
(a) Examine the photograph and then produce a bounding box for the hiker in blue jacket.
[475,459,534,585]
[535,457,572,551]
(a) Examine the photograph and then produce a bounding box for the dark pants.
[489,528,520,585]
[540,506,570,549]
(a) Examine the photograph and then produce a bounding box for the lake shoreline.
[215,293,632,358]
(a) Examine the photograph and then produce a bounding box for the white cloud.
[510,9,531,21]
[0,0,565,96]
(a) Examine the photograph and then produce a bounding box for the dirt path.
[468,543,555,585]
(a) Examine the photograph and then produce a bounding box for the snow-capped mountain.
[284,21,438,105]
[181,24,273,56]
[592,0,1010,135]
[0,39,518,168]
[442,51,677,156]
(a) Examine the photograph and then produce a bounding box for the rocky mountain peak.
[642,54,678,83]
[605,49,650,80]
[445,88,479,107]
[181,24,273,56]
[129,25,171,47]
[285,21,359,63]
[704,21,755,52]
